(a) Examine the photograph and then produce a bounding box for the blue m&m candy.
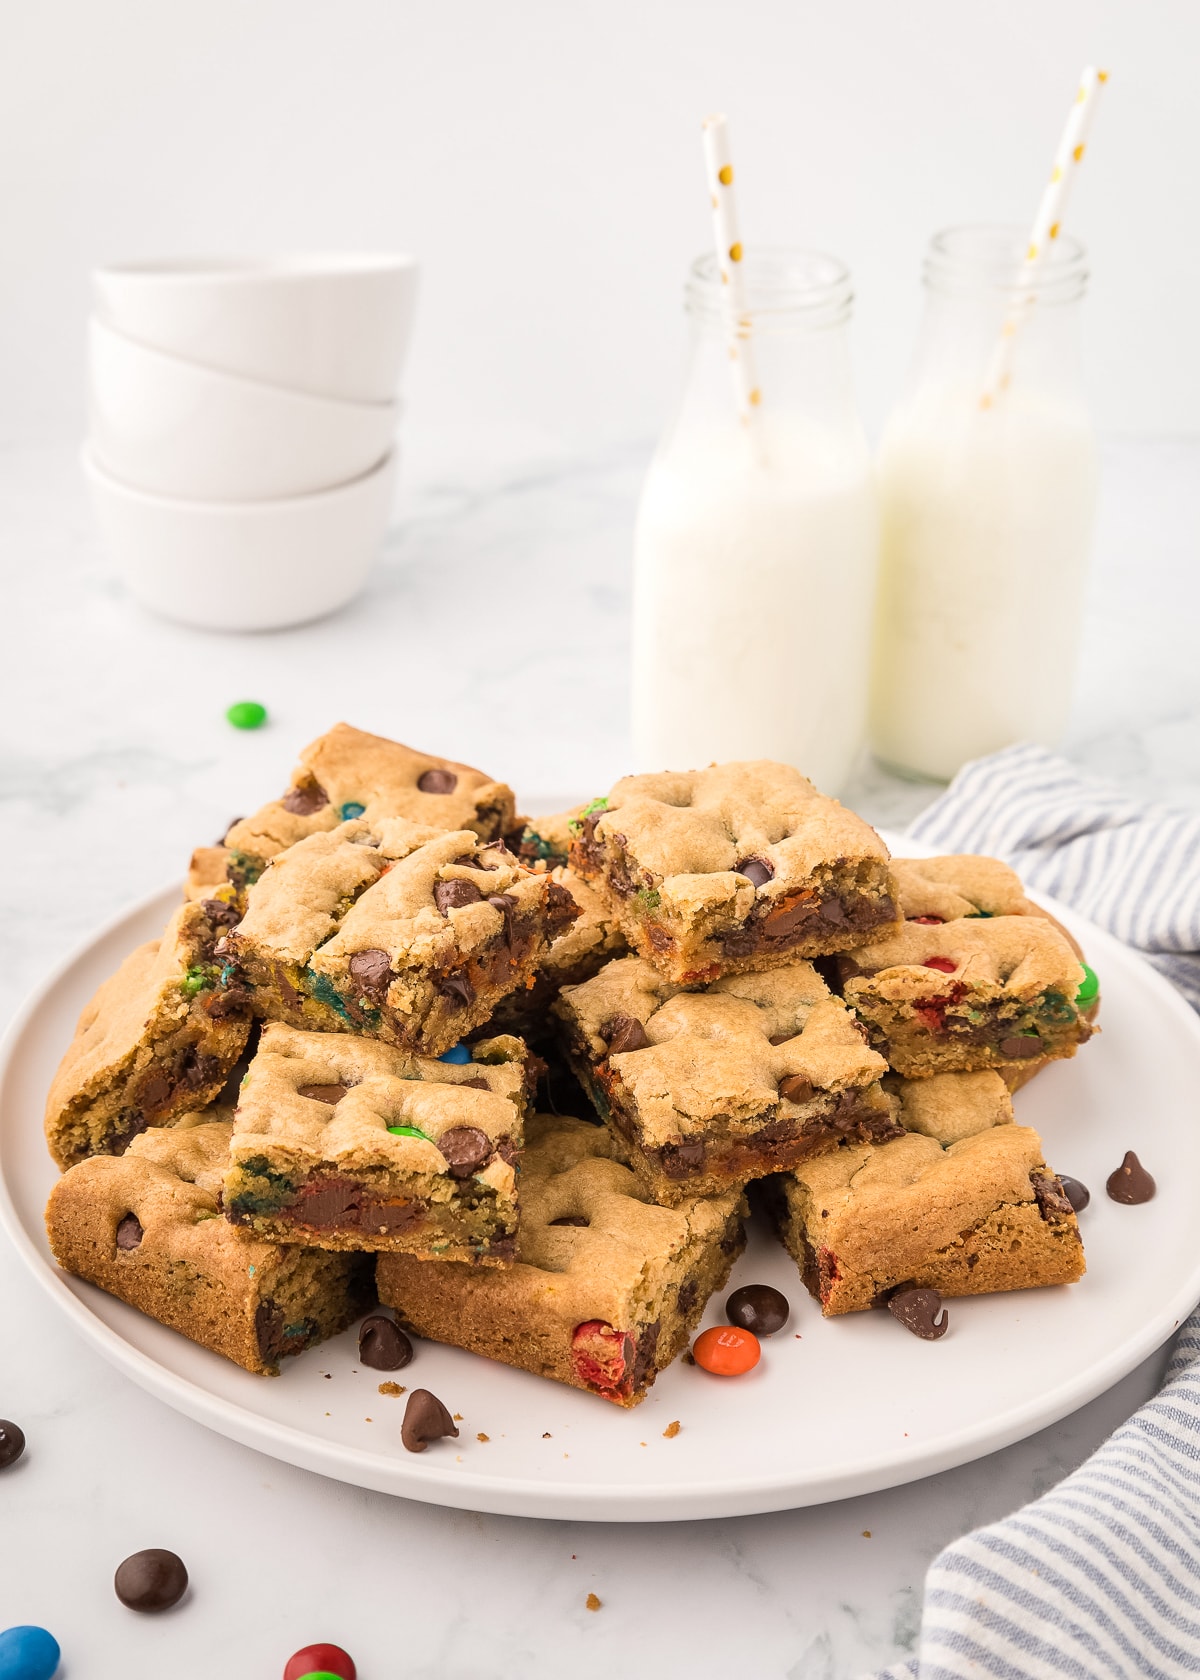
[438,1042,472,1064]
[338,802,366,820]
[0,1625,60,1680]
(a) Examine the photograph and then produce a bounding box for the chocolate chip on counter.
[417,768,458,795]
[348,949,393,999]
[1059,1176,1091,1212]
[999,1035,1043,1059]
[436,1126,493,1178]
[401,1388,459,1453]
[726,1284,790,1336]
[602,1014,649,1055]
[735,857,774,888]
[0,1419,26,1469]
[115,1214,143,1251]
[296,1084,351,1105]
[282,780,329,816]
[888,1287,948,1340]
[434,878,483,915]
[778,1074,814,1105]
[437,973,475,1007]
[1106,1151,1156,1205]
[359,1315,414,1372]
[114,1548,189,1612]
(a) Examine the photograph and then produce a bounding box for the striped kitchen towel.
[875,743,1200,1680]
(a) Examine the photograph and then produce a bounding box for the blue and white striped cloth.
[875,743,1200,1680]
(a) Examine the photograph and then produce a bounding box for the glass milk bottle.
[631,251,878,793]
[871,226,1098,781]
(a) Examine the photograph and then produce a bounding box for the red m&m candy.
[692,1325,760,1376]
[284,1645,356,1680]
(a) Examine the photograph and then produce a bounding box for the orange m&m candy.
[692,1325,760,1376]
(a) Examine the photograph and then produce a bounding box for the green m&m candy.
[226,700,267,730]
[387,1125,432,1141]
[1075,964,1100,1007]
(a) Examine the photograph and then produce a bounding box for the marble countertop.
[1,434,1197,1678]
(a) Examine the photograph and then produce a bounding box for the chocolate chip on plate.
[888,1287,948,1340]
[1106,1151,1156,1205]
[602,1015,649,1055]
[434,878,483,915]
[726,1284,790,1336]
[359,1315,414,1372]
[437,1126,493,1178]
[115,1213,143,1251]
[402,1388,460,1453]
[417,768,458,796]
[114,1548,189,1612]
[1058,1176,1091,1213]
[0,1419,26,1469]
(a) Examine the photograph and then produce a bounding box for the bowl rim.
[94,252,418,285]
[82,444,397,513]
[88,315,401,415]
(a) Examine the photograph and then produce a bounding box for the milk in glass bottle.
[631,250,878,793]
[870,227,1098,781]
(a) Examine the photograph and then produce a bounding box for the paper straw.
[980,66,1108,408]
[701,113,760,424]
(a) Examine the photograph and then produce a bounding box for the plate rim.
[4,863,1199,1521]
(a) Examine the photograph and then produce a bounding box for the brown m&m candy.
[114,1547,188,1612]
[0,1419,26,1469]
[726,1284,789,1336]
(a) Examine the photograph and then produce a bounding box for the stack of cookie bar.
[43,725,1094,1409]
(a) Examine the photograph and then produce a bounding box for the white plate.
[3,854,1199,1522]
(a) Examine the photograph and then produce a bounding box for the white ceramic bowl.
[83,448,398,632]
[87,318,398,503]
[92,253,418,404]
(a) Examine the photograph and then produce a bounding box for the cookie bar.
[839,915,1093,1079]
[887,1069,1014,1144]
[219,723,516,890]
[770,1115,1085,1316]
[378,1113,746,1406]
[223,1024,533,1258]
[225,817,578,1058]
[46,1114,374,1374]
[554,955,898,1206]
[570,762,899,985]
[484,866,627,1043]
[45,900,252,1170]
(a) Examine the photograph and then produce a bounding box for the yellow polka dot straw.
[701,113,761,425]
[981,65,1109,408]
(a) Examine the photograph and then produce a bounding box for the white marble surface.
[1,435,1198,1678]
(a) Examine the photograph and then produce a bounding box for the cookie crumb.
[682,1350,696,1365]
[477,1432,490,1443]
[862,1529,872,1538]
[663,1420,681,1439]
[543,1431,552,1439]
[378,1382,406,1397]
[453,1412,464,1421]
[365,1417,372,1423]
[586,1593,602,1612]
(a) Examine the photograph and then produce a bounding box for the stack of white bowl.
[84,254,418,631]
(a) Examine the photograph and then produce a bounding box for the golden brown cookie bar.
[484,866,628,1043]
[45,901,252,1170]
[553,954,898,1206]
[223,1024,533,1258]
[225,817,577,1058]
[839,915,1093,1079]
[770,1121,1085,1316]
[569,762,899,985]
[887,1069,1014,1144]
[219,723,516,891]
[377,1113,746,1406]
[45,1115,374,1374]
